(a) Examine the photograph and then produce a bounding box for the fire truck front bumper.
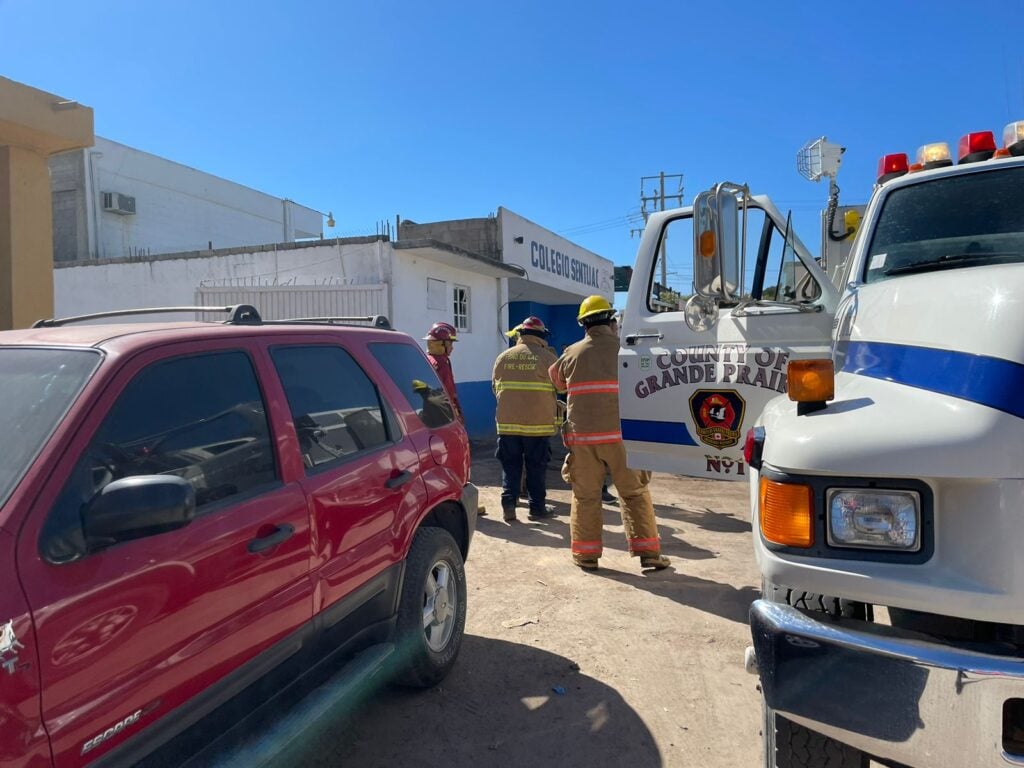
[750,599,1024,768]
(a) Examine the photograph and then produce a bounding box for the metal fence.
[194,284,388,323]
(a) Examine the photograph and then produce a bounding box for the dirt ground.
[295,443,764,768]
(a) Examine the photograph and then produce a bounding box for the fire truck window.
[866,166,1024,283]
[648,215,694,312]
[759,215,822,304]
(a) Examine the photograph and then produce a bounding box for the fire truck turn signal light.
[958,131,997,164]
[787,359,834,403]
[876,153,909,184]
[699,230,716,258]
[760,478,813,548]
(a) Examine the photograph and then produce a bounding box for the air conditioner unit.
[101,191,136,215]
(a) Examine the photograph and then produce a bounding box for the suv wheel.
[394,527,467,687]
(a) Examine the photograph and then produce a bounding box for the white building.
[49,137,323,263]
[49,139,614,438]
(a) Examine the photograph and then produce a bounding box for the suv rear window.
[368,342,455,428]
[0,348,100,509]
[865,166,1024,282]
[271,345,391,469]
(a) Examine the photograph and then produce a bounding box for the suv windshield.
[865,166,1024,283]
[0,348,100,510]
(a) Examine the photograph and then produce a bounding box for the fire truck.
[619,121,1024,767]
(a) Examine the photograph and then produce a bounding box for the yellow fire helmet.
[577,294,614,323]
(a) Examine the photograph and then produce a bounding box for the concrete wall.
[50,137,323,262]
[50,149,89,263]
[54,239,387,322]
[399,216,500,261]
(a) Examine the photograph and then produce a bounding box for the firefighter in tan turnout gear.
[549,296,670,571]
[493,316,559,522]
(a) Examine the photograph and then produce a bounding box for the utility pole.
[635,172,684,295]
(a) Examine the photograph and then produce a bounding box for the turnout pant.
[565,441,659,561]
[496,435,552,512]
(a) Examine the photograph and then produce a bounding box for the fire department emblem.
[689,389,746,449]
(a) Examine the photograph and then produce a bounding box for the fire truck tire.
[765,711,869,768]
[761,578,870,768]
[762,580,868,620]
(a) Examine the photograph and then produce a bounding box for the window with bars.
[452,285,470,332]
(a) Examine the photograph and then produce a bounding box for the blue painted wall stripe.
[455,380,497,438]
[621,418,698,446]
[841,340,1024,420]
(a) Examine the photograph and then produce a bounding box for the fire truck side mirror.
[693,186,742,303]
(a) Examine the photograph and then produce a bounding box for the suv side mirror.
[692,182,749,303]
[84,475,196,548]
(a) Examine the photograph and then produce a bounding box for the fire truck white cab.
[620,121,1024,768]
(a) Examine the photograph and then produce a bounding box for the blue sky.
[3,0,1022,271]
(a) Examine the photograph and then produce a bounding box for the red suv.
[0,306,476,767]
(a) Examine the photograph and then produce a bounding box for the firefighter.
[549,296,670,571]
[423,322,464,423]
[493,316,559,522]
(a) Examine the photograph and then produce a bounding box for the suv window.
[0,348,101,510]
[42,351,277,562]
[368,342,455,428]
[271,346,391,469]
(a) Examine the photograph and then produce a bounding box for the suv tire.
[394,527,467,688]
[761,579,869,768]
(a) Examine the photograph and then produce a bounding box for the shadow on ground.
[477,507,717,562]
[598,569,761,625]
[269,635,662,768]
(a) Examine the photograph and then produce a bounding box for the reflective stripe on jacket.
[550,325,621,445]
[493,335,559,436]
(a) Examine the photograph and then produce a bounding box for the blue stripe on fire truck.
[842,340,1024,420]
[620,419,699,445]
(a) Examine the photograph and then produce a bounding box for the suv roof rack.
[270,315,393,330]
[32,305,262,328]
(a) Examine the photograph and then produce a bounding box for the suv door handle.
[385,470,414,490]
[248,524,295,553]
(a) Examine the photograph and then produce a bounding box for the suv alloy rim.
[422,560,458,652]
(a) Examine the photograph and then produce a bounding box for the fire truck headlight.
[827,489,920,551]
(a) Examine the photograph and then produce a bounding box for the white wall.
[388,250,507,383]
[87,137,322,259]
[53,241,508,384]
[54,241,387,322]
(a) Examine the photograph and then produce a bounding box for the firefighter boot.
[640,553,671,570]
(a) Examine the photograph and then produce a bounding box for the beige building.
[0,77,94,329]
